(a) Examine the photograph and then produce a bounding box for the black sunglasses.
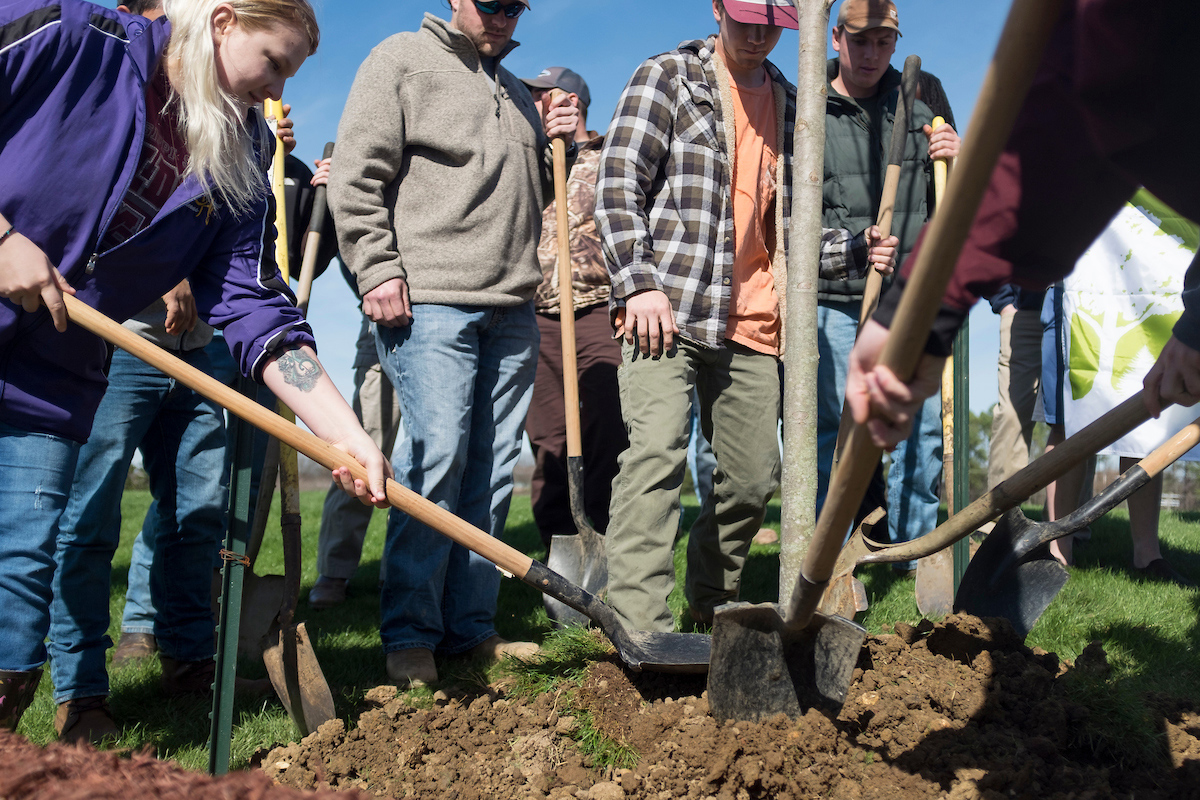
[473,0,525,19]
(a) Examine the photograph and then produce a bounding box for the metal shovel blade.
[953,508,1068,637]
[544,530,606,628]
[525,560,709,672]
[707,602,868,723]
[544,459,609,628]
[262,621,337,736]
[238,572,285,662]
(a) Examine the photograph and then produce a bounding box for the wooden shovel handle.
[860,393,1152,564]
[549,89,583,459]
[265,99,290,283]
[790,0,1067,628]
[832,56,921,473]
[296,141,335,315]
[856,54,921,331]
[61,294,538,583]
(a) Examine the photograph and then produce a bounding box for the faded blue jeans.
[376,303,538,655]
[121,335,271,636]
[0,423,80,672]
[816,300,942,571]
[48,347,227,702]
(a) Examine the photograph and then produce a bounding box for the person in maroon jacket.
[847,0,1200,451]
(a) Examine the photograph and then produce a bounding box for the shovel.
[542,103,608,627]
[913,116,958,615]
[256,115,336,735]
[827,54,921,483]
[955,412,1200,635]
[822,393,1152,618]
[706,0,1067,723]
[60,293,711,674]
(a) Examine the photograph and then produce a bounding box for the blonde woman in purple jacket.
[0,0,390,732]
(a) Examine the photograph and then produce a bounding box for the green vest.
[818,60,936,303]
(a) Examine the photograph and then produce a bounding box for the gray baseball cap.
[520,66,591,113]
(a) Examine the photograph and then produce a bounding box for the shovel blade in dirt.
[708,603,867,723]
[262,621,337,736]
[953,508,1068,637]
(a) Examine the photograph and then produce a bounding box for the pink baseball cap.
[722,0,799,30]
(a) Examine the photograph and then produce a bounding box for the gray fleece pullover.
[329,14,554,307]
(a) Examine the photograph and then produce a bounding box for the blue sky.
[100,0,1012,413]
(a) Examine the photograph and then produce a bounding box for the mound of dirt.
[0,729,369,800]
[262,614,1200,800]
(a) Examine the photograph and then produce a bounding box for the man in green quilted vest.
[815,0,960,567]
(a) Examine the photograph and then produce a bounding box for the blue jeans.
[686,389,717,508]
[0,423,80,672]
[376,303,538,655]
[48,347,227,702]
[121,335,273,634]
[816,300,942,570]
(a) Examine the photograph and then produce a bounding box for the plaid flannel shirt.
[597,37,871,350]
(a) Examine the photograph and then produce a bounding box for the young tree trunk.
[780,0,835,606]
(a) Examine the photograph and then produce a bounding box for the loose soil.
[260,614,1200,799]
[4,614,1198,798]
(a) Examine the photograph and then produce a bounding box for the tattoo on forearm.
[277,350,323,392]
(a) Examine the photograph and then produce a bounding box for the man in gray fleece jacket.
[328,0,579,689]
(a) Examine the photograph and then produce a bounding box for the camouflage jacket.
[535,134,608,314]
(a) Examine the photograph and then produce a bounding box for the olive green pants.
[606,338,781,632]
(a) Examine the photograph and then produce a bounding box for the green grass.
[17,491,1200,773]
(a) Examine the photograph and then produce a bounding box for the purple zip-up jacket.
[0,0,313,441]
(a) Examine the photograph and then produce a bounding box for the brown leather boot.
[159,656,216,697]
[55,696,119,746]
[0,669,42,732]
[111,632,157,667]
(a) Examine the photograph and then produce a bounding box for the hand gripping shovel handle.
[61,294,539,583]
[296,141,335,314]
[787,0,1069,631]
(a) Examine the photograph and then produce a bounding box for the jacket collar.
[421,12,520,69]
[826,58,902,107]
[125,13,171,86]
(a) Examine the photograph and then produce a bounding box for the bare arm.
[261,345,392,505]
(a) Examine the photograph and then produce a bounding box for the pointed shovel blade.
[544,528,607,628]
[707,602,867,723]
[953,508,1069,637]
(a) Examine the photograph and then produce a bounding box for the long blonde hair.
[161,0,319,213]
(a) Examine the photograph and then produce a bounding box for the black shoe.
[1133,559,1196,588]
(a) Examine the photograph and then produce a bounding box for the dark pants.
[526,304,627,547]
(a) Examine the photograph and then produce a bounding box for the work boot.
[386,648,438,689]
[159,656,217,697]
[111,632,157,667]
[0,669,42,732]
[468,635,540,663]
[307,576,348,610]
[55,696,119,746]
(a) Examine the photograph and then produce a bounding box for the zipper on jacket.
[85,254,97,275]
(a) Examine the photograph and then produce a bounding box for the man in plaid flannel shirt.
[596,0,898,633]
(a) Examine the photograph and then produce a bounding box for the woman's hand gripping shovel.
[706,0,1067,723]
[542,90,608,627]
[57,295,711,675]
